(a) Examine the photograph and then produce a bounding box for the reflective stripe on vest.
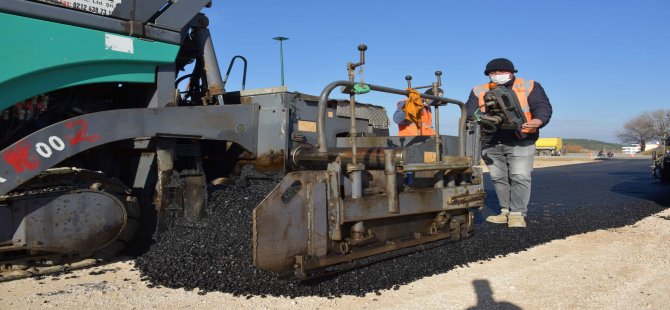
[398,107,435,136]
[473,78,536,133]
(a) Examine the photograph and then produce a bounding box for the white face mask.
[490,73,511,85]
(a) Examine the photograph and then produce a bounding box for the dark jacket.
[465,77,552,146]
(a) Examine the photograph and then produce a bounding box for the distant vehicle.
[535,137,564,156]
[622,144,641,154]
[597,150,614,159]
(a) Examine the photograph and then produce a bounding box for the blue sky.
[203,0,670,143]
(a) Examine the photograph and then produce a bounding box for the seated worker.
[393,88,443,136]
[393,88,443,186]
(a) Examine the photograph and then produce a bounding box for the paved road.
[476,157,668,247]
[492,157,666,222]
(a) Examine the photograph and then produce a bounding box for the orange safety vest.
[473,78,536,133]
[398,103,435,136]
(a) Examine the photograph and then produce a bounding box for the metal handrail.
[316,81,467,156]
[221,55,248,91]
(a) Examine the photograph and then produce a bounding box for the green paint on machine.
[0,12,180,110]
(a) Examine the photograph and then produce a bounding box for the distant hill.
[563,139,622,152]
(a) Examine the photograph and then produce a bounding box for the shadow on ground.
[467,279,521,310]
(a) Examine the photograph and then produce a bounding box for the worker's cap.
[423,87,444,96]
[484,58,517,75]
[423,87,444,106]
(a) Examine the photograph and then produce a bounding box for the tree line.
[617,109,670,151]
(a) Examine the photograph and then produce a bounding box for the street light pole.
[272,36,289,86]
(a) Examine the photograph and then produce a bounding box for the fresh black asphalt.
[135,158,669,297]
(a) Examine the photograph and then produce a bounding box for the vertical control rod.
[347,45,367,199]
[432,71,444,188]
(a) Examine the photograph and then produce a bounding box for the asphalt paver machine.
[0,0,485,279]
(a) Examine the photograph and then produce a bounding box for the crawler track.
[0,168,139,282]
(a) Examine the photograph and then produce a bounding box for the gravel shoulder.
[1,158,668,309]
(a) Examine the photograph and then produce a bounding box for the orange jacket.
[398,102,435,136]
[472,78,536,133]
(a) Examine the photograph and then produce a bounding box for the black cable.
[478,119,498,134]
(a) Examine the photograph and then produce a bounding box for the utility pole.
[272,36,289,86]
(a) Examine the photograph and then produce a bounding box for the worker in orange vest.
[393,88,441,186]
[393,88,441,136]
[466,58,552,228]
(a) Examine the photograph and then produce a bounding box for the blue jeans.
[482,140,535,216]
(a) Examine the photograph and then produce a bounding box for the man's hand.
[522,119,543,129]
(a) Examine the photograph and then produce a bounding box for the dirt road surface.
[1,158,668,309]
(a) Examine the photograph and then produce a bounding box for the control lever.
[347,44,367,77]
[435,71,442,87]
